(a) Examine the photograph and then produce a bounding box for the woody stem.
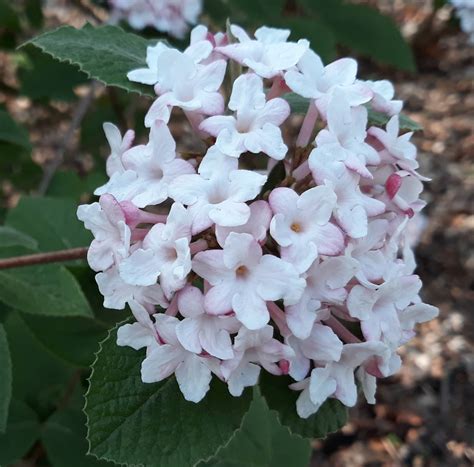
[0,247,88,270]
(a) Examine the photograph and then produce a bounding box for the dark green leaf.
[19,47,88,101]
[259,373,347,439]
[0,256,93,318]
[286,18,337,63]
[22,315,109,367]
[309,2,416,71]
[4,313,73,415]
[282,93,309,115]
[42,409,111,467]
[0,226,38,250]
[6,196,92,251]
[85,325,253,466]
[282,94,423,132]
[200,390,311,467]
[367,108,422,132]
[0,230,93,318]
[0,323,12,432]
[24,24,156,96]
[47,171,107,201]
[0,399,40,464]
[260,160,287,196]
[0,110,31,149]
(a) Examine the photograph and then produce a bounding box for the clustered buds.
[108,0,202,38]
[78,24,439,418]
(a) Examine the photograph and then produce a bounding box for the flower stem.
[323,316,361,344]
[267,301,291,337]
[0,247,88,270]
[190,239,208,255]
[296,101,318,148]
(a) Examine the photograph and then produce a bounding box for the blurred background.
[0,0,472,465]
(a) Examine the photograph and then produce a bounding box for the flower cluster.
[78,24,438,418]
[451,0,474,43]
[108,0,202,38]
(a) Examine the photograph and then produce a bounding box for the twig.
[37,82,99,196]
[0,247,88,270]
[70,0,103,24]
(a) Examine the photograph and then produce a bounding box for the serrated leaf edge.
[21,24,154,98]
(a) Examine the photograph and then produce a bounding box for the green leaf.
[367,108,422,132]
[0,323,12,432]
[6,196,92,251]
[19,47,88,101]
[23,315,109,367]
[0,255,93,318]
[0,399,40,464]
[0,230,93,318]
[259,373,347,439]
[309,2,416,71]
[85,325,253,467]
[282,93,309,115]
[0,226,38,250]
[47,170,107,201]
[260,160,287,196]
[4,313,74,415]
[286,18,337,63]
[283,93,423,132]
[200,390,311,467]
[0,110,31,150]
[25,24,156,96]
[42,409,111,467]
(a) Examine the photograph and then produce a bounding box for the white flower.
[345,219,390,285]
[96,265,168,311]
[116,300,159,350]
[309,153,385,238]
[347,274,423,345]
[368,115,419,172]
[102,122,135,177]
[292,341,388,418]
[312,91,380,179]
[95,121,194,207]
[144,49,226,124]
[285,49,372,116]
[119,203,192,298]
[372,167,425,217]
[215,200,272,247]
[200,73,290,159]
[221,325,294,396]
[192,232,306,330]
[77,194,130,272]
[287,323,344,381]
[176,286,240,360]
[141,314,219,403]
[169,162,266,234]
[217,25,309,79]
[362,79,403,116]
[285,256,359,339]
[269,186,344,273]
